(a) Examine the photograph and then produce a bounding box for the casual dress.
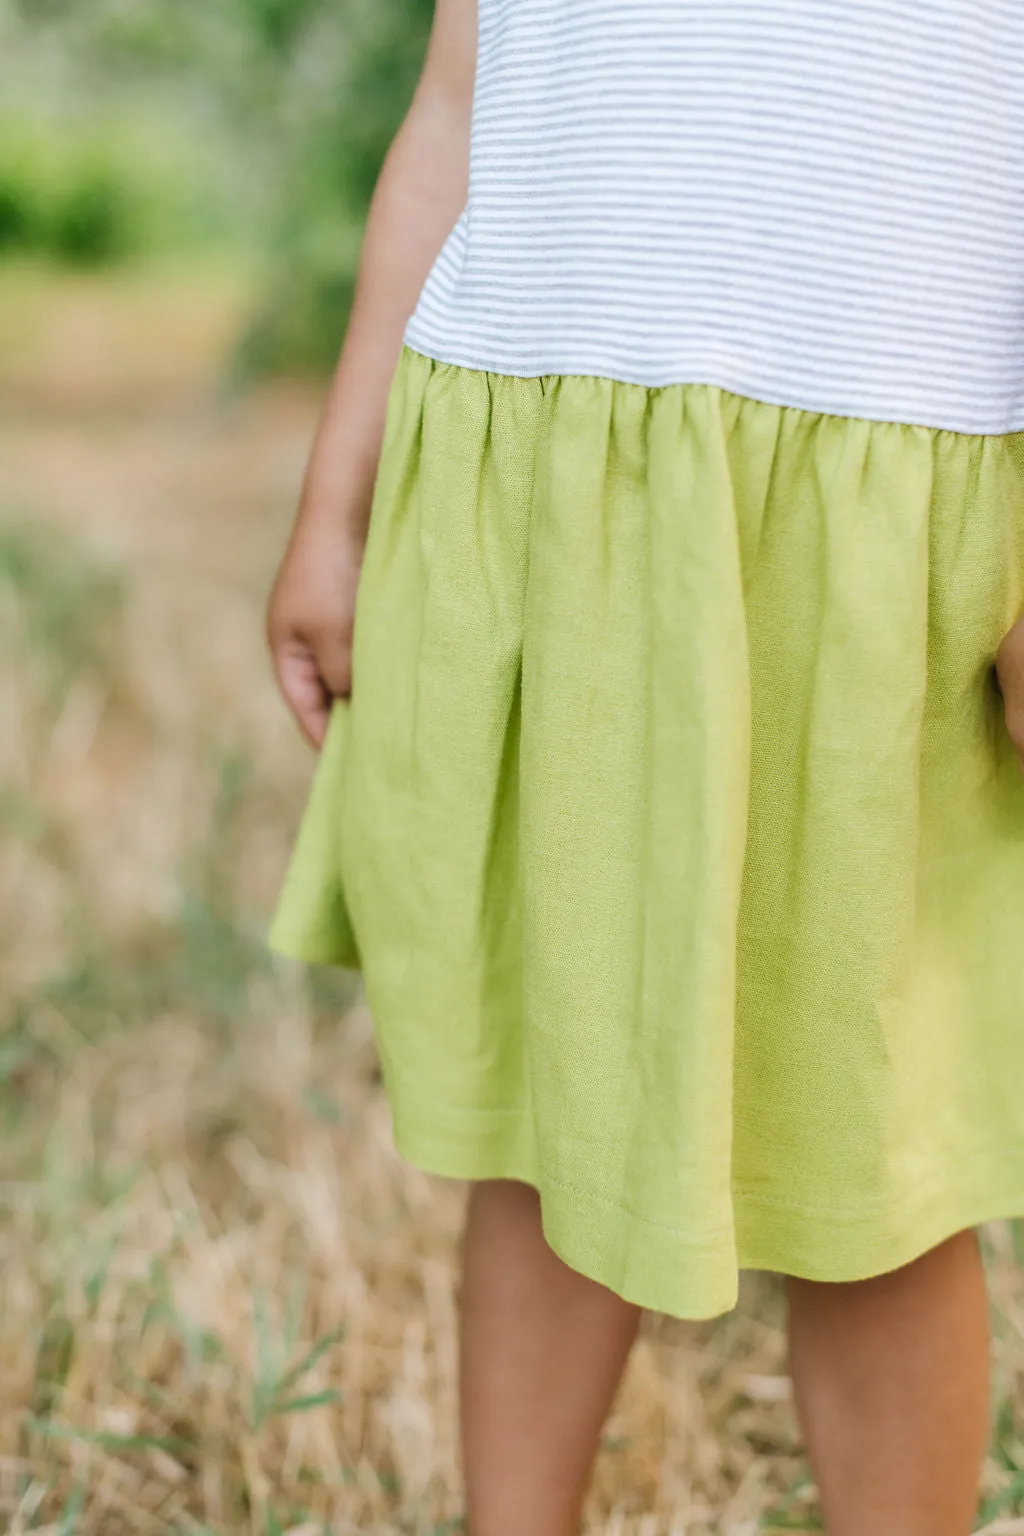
[270,0,1024,1319]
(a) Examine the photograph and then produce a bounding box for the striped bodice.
[404,0,1024,435]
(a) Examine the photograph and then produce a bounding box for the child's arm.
[268,0,477,748]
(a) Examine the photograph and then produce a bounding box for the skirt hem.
[389,1095,1024,1319]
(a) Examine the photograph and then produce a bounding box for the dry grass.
[2,265,1024,1535]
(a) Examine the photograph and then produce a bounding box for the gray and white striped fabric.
[404,0,1024,435]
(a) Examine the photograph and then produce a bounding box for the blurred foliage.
[0,120,173,265]
[245,0,435,374]
[0,0,436,370]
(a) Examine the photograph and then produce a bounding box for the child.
[267,1,1024,1530]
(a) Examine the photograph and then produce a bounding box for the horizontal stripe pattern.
[404,0,1024,434]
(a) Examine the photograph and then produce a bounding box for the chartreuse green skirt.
[270,345,1024,1319]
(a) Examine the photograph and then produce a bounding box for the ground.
[1,263,1023,1535]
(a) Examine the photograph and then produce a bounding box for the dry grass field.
[3,265,1024,1535]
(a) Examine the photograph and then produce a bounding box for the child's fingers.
[1003,707,1024,775]
[1000,695,1024,768]
[311,627,354,702]
[275,645,333,750]
[995,620,1024,774]
[1005,715,1024,774]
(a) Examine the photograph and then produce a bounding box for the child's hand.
[996,612,1024,771]
[267,520,364,750]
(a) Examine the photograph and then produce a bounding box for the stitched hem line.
[388,1095,1024,1318]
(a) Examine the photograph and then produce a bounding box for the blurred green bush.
[0,0,436,371]
[0,121,169,265]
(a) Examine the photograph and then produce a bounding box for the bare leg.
[460,1179,642,1536]
[788,1229,990,1536]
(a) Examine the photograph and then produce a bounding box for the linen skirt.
[270,344,1024,1319]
